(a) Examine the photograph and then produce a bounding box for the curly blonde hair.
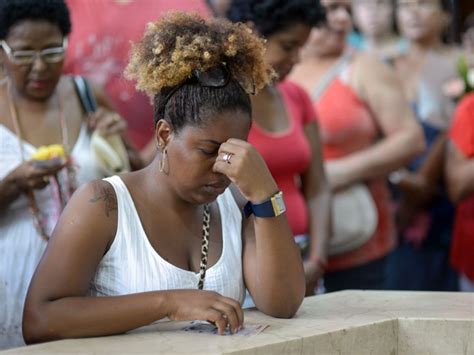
[125,12,275,98]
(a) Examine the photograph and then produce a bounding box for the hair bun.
[125,12,275,98]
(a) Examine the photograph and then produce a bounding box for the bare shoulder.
[59,179,118,238]
[351,52,401,99]
[353,52,394,81]
[38,179,119,273]
[86,179,118,217]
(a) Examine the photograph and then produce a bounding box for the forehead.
[179,109,251,142]
[321,0,351,6]
[270,23,312,42]
[397,0,439,6]
[6,20,62,43]
[353,0,392,5]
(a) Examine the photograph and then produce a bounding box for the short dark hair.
[0,0,71,40]
[440,0,450,12]
[227,0,325,37]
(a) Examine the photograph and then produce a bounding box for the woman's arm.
[215,140,305,318]
[301,122,331,295]
[394,134,447,229]
[325,54,425,190]
[397,134,446,205]
[23,180,243,343]
[445,140,474,203]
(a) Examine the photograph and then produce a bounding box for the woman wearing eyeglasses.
[22,13,305,343]
[0,0,129,349]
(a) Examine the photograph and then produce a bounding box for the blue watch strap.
[243,191,285,218]
[244,200,277,218]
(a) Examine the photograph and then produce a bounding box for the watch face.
[271,192,286,215]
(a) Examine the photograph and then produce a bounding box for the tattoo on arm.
[89,182,117,217]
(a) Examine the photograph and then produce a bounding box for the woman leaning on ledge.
[23,12,305,343]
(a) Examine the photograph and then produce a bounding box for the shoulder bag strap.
[72,75,98,114]
[311,51,353,101]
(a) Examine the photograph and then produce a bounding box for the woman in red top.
[446,93,474,291]
[227,0,331,295]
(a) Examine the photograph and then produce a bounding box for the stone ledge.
[3,291,473,354]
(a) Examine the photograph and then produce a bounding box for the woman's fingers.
[212,140,248,176]
[211,299,242,333]
[168,290,243,336]
[90,109,127,137]
[27,176,50,190]
[217,294,244,326]
[16,160,65,191]
[212,139,278,203]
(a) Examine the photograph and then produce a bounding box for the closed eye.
[199,149,218,156]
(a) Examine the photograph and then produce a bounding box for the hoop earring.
[159,147,169,174]
[0,63,7,86]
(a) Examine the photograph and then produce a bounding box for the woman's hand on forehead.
[213,139,279,204]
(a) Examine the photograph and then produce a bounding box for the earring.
[159,147,169,174]
[0,63,7,86]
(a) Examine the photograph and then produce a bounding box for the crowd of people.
[0,0,473,350]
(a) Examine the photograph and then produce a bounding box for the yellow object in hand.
[31,144,66,160]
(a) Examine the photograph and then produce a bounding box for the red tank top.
[248,81,316,236]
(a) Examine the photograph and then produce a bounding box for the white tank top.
[89,176,245,304]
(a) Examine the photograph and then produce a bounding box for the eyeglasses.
[353,0,392,7]
[397,0,438,10]
[0,38,68,65]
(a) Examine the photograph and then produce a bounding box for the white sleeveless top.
[88,176,245,304]
[0,123,103,350]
